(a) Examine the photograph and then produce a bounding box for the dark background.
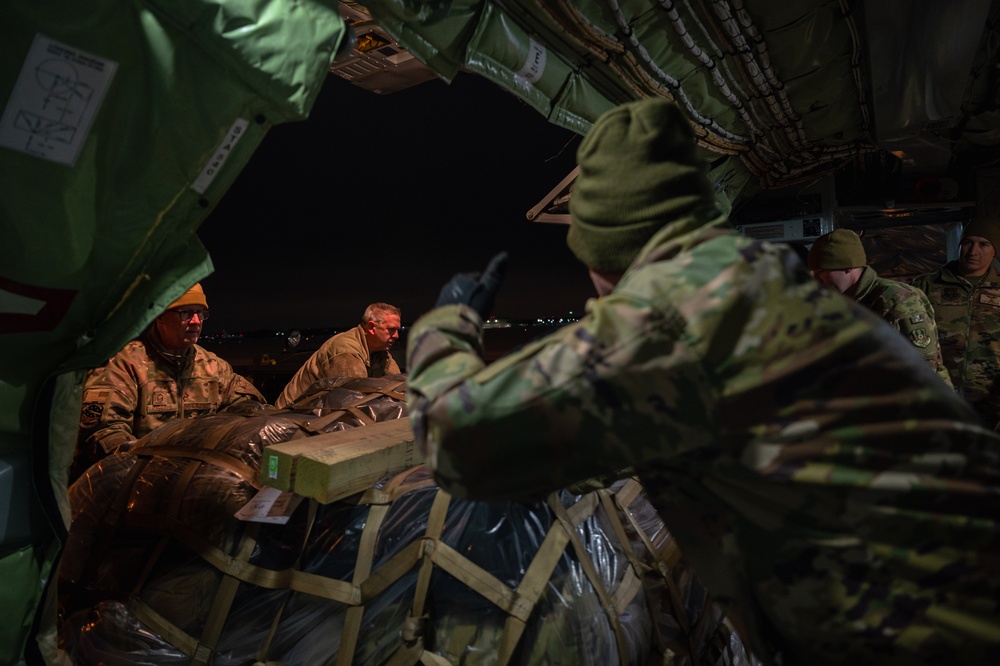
[197,72,597,335]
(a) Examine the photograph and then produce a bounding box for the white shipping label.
[191,118,249,194]
[0,34,118,167]
[516,38,547,84]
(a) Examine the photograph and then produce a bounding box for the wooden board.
[293,418,422,504]
[260,417,421,500]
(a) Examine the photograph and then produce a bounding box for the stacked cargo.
[59,377,753,666]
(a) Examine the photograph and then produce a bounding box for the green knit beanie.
[807,229,866,270]
[567,98,717,272]
[962,217,1000,249]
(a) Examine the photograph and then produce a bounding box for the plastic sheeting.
[59,377,753,666]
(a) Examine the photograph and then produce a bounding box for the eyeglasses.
[173,309,209,322]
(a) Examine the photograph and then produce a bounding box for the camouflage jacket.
[276,324,400,408]
[912,262,1000,427]
[407,216,1000,665]
[848,265,953,387]
[75,330,264,478]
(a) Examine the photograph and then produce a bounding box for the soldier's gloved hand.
[435,252,509,319]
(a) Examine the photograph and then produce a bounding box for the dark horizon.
[196,72,598,336]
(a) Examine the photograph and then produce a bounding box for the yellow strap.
[358,539,423,601]
[294,385,404,434]
[411,490,451,618]
[612,487,692,637]
[157,517,359,603]
[495,498,573,665]
[336,502,391,665]
[128,596,200,657]
[597,490,650,614]
[135,445,260,487]
[549,494,630,666]
[336,606,366,666]
[425,539,531,621]
[193,523,262,665]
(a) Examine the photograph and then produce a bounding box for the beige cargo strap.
[255,499,318,664]
[548,493,631,666]
[81,455,153,589]
[134,445,260,487]
[336,499,391,666]
[294,405,376,437]
[118,464,697,666]
[192,522,262,666]
[286,379,407,417]
[611,478,708,660]
[130,418,256,597]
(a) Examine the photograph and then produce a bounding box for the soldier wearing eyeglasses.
[71,283,265,482]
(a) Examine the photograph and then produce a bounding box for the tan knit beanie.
[167,283,208,310]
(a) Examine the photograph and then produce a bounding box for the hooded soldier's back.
[407,99,1000,665]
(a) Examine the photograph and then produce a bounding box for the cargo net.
[59,376,756,666]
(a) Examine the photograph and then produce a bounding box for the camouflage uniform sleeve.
[276,345,368,407]
[219,364,267,408]
[406,298,713,501]
[78,359,140,457]
[896,297,954,389]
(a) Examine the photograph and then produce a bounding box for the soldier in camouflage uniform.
[807,228,953,387]
[275,302,402,408]
[406,100,1000,665]
[913,219,1000,429]
[73,283,265,481]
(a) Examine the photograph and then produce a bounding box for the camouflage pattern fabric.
[407,214,1000,666]
[75,330,264,479]
[912,262,1000,429]
[276,324,400,408]
[848,265,953,387]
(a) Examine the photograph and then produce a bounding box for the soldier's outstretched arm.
[406,295,713,501]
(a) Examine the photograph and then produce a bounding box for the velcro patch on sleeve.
[79,402,104,429]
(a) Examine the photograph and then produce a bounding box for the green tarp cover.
[0,1,345,662]
[363,0,881,211]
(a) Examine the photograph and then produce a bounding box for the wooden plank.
[260,433,333,491]
[291,418,422,504]
[259,416,411,491]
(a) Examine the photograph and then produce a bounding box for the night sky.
[197,72,597,334]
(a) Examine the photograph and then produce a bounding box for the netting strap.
[286,380,407,418]
[134,445,260,487]
[494,504,575,665]
[295,405,378,437]
[121,467,711,666]
[128,596,201,657]
[337,501,391,666]
[193,522,262,666]
[612,478,708,661]
[254,499,318,663]
[548,493,631,666]
[411,488,451,620]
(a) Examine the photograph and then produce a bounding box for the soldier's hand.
[435,252,509,319]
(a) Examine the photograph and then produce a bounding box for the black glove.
[435,251,509,319]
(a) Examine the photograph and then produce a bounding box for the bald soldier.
[914,218,1000,428]
[406,99,1000,664]
[807,228,952,386]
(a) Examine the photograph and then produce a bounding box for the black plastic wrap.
[60,377,753,666]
